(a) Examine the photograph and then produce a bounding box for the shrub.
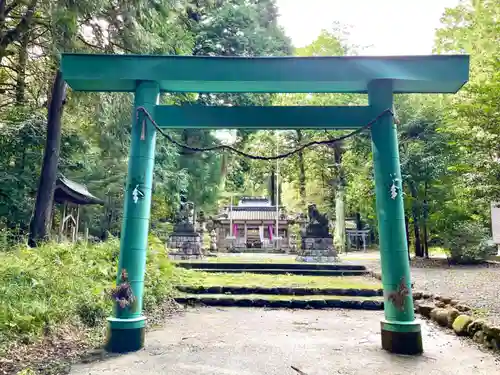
[443,221,496,264]
[0,235,177,351]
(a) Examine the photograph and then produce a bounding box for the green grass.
[0,236,178,355]
[177,250,381,264]
[176,270,382,290]
[177,293,383,301]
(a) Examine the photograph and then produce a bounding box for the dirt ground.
[71,308,500,375]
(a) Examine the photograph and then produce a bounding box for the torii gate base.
[61,53,469,356]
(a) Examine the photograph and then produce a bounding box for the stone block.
[467,319,486,337]
[446,308,460,328]
[361,300,383,310]
[295,255,338,263]
[488,326,500,340]
[431,308,449,327]
[303,237,334,250]
[417,303,435,318]
[435,301,446,308]
[168,253,203,260]
[167,231,203,259]
[491,337,500,351]
[412,291,423,300]
[452,315,473,336]
[456,303,471,312]
[473,330,485,344]
[308,300,328,309]
[441,297,452,304]
[297,237,338,263]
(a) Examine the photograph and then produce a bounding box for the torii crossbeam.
[61,53,469,355]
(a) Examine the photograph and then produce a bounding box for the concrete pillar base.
[105,317,146,353]
[380,320,423,355]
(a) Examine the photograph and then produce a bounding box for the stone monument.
[296,204,338,262]
[209,229,217,252]
[167,196,203,260]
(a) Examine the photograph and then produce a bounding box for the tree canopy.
[0,0,497,262]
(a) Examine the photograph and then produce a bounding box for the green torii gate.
[61,53,469,355]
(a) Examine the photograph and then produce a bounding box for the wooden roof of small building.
[224,207,287,221]
[214,197,295,222]
[54,175,104,206]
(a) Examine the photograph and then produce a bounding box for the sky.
[216,0,462,144]
[276,0,461,55]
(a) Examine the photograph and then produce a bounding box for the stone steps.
[180,268,369,276]
[174,262,369,276]
[176,285,383,297]
[175,262,367,271]
[174,294,384,310]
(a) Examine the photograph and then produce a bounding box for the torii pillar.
[60,52,469,355]
[369,79,421,354]
[106,81,160,352]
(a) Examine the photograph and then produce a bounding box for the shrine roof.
[54,175,104,206]
[218,206,289,222]
[61,54,469,94]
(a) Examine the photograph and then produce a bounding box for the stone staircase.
[175,262,370,277]
[173,260,382,310]
[173,285,384,310]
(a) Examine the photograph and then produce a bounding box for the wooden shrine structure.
[213,197,293,251]
[54,175,104,242]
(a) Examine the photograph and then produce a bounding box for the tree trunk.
[332,142,345,253]
[423,181,429,258]
[268,167,276,206]
[295,130,306,208]
[409,182,423,257]
[412,215,422,257]
[0,0,38,64]
[15,31,29,104]
[334,187,346,253]
[355,212,362,230]
[405,215,411,260]
[219,152,228,191]
[423,225,429,258]
[28,71,67,247]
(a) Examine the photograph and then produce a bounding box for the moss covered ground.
[177,270,382,290]
[177,293,383,301]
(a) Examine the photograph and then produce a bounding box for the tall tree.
[0,0,38,64]
[435,0,500,208]
[179,0,291,211]
[23,0,194,244]
[28,70,66,246]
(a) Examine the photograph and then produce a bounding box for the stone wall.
[167,234,202,260]
[296,237,338,263]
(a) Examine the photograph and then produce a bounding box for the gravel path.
[71,308,500,375]
[360,258,500,324]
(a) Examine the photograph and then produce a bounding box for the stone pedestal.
[296,237,338,263]
[167,223,203,260]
